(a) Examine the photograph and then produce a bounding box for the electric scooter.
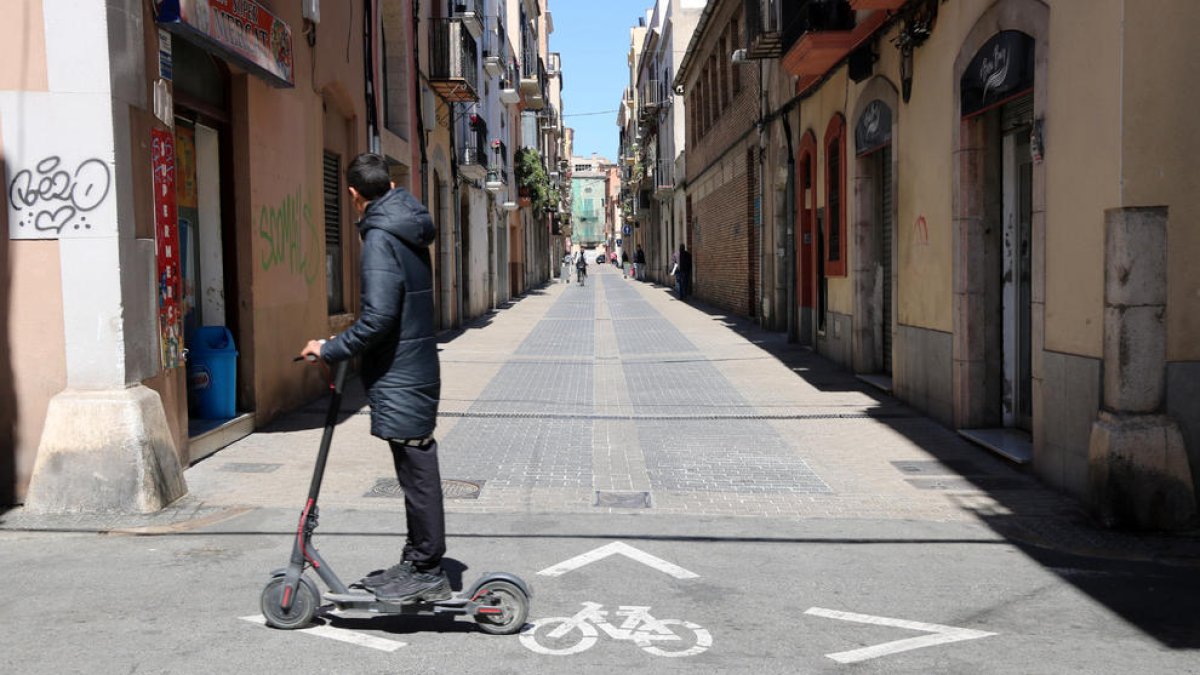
[260,358,531,635]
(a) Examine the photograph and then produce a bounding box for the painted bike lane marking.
[805,607,997,664]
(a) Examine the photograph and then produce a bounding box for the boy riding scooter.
[300,153,447,603]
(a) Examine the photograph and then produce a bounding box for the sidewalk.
[5,264,1199,565]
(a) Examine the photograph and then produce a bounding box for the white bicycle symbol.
[520,602,712,657]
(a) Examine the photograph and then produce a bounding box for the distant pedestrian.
[634,245,646,280]
[561,253,572,284]
[678,244,692,300]
[621,250,630,278]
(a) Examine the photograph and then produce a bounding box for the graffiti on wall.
[258,187,319,286]
[7,156,112,235]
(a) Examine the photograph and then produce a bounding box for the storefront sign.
[961,31,1034,118]
[156,0,294,88]
[152,128,184,369]
[855,100,892,156]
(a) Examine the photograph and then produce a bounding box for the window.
[382,16,409,139]
[824,115,847,276]
[323,151,345,313]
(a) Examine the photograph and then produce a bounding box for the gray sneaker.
[358,560,414,590]
[374,567,451,603]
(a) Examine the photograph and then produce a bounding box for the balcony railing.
[457,115,488,180]
[488,139,509,193]
[546,52,561,76]
[744,0,855,59]
[654,159,675,196]
[429,18,479,102]
[482,16,506,76]
[519,19,540,94]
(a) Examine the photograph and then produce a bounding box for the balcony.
[546,52,561,77]
[780,1,859,77]
[485,166,508,192]
[519,21,541,95]
[486,140,509,192]
[654,160,675,197]
[457,115,488,181]
[524,58,547,110]
[429,19,479,102]
[452,0,484,40]
[482,17,506,77]
[540,105,559,132]
[745,0,855,60]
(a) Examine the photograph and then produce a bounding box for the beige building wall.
[1121,0,1200,361]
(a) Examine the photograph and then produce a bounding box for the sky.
[550,0,657,163]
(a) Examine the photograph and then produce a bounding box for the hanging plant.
[513,147,552,213]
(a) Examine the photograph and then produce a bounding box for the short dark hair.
[346,153,392,200]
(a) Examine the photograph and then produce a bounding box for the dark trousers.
[388,439,446,571]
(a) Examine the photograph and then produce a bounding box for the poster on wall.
[152,127,183,369]
[174,123,200,340]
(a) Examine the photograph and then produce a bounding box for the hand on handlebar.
[297,338,327,362]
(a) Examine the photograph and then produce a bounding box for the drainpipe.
[756,60,767,325]
[782,112,797,343]
[413,0,428,203]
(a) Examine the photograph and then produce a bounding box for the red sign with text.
[152,128,183,369]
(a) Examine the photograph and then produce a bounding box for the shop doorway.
[1001,97,1033,430]
[796,132,817,347]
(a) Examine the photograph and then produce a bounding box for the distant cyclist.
[575,250,588,285]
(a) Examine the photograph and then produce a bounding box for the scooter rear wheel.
[261,575,319,630]
[473,580,530,635]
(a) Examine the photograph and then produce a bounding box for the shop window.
[323,151,345,314]
[824,114,847,276]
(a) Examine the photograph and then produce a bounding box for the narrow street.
[2,264,1198,673]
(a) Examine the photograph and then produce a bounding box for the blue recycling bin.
[187,325,238,419]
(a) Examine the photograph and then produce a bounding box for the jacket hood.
[358,187,436,248]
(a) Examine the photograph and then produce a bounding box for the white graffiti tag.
[9,156,112,234]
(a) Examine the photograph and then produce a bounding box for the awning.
[156,0,294,88]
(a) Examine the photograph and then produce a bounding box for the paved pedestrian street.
[3,264,1199,674]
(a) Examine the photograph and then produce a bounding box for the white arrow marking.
[805,607,996,664]
[240,615,407,652]
[538,541,699,579]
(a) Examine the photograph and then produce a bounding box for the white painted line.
[538,541,699,579]
[240,615,407,652]
[804,607,996,664]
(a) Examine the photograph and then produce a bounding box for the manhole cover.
[365,478,483,500]
[217,463,282,473]
[595,491,652,509]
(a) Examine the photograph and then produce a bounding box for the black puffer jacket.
[321,187,439,440]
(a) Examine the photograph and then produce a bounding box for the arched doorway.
[953,1,1048,452]
[796,131,818,347]
[852,81,899,384]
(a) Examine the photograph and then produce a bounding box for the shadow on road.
[676,293,1200,651]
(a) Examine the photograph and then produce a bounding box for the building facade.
[1,0,562,512]
[669,0,1200,529]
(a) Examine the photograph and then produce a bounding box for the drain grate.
[217,463,282,473]
[595,491,652,509]
[365,478,484,500]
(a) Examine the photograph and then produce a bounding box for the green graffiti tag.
[258,188,320,285]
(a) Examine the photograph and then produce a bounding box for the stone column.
[1088,207,1195,529]
[20,2,186,513]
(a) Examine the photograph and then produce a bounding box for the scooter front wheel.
[261,575,319,629]
[472,580,530,635]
